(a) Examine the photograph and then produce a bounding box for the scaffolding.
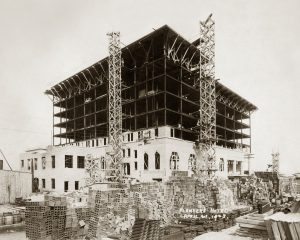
[272,152,280,173]
[194,14,217,176]
[45,25,257,177]
[107,32,123,182]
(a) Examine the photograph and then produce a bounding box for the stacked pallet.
[235,211,272,239]
[265,212,300,240]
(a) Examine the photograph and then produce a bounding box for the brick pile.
[87,188,135,239]
[64,207,88,239]
[130,218,161,240]
[25,196,67,240]
[25,202,51,240]
[25,172,240,240]
[25,195,89,240]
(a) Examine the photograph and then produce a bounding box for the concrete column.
[248,158,251,174]
[233,160,237,175]
[240,161,244,175]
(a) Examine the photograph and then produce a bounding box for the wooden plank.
[237,228,269,236]
[249,214,265,219]
[236,218,266,226]
[294,223,300,238]
[265,220,275,240]
[292,223,300,239]
[271,221,281,240]
[277,222,286,240]
[288,222,299,240]
[251,210,273,218]
[282,222,293,240]
[245,215,268,221]
[239,223,267,231]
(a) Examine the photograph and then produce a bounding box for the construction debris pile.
[24,172,245,240]
[87,186,135,239]
[86,172,245,239]
[239,175,271,204]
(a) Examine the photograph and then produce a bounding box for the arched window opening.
[123,163,130,175]
[219,158,224,172]
[101,156,106,170]
[170,152,179,170]
[155,151,160,169]
[188,154,196,170]
[144,153,149,170]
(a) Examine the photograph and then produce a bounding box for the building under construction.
[20,23,257,192]
[47,25,256,148]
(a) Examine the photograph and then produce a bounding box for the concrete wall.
[122,126,247,181]
[20,146,105,194]
[0,170,32,204]
[19,126,248,194]
[0,153,13,170]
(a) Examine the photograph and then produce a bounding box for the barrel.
[13,214,21,224]
[3,215,13,225]
[20,212,25,221]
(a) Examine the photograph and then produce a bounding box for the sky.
[0,0,299,173]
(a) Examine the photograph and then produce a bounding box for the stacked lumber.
[265,212,300,240]
[235,211,273,239]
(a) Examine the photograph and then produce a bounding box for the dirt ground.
[0,226,261,240]
[193,225,258,240]
[0,230,26,240]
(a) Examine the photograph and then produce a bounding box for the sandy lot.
[0,230,26,240]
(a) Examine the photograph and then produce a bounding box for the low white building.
[19,126,248,194]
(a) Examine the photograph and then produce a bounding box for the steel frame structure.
[45,25,257,181]
[107,32,123,182]
[46,25,256,150]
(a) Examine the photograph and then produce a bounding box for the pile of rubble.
[239,175,270,205]
[86,172,242,239]
[25,172,245,240]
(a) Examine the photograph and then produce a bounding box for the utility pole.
[244,153,254,175]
